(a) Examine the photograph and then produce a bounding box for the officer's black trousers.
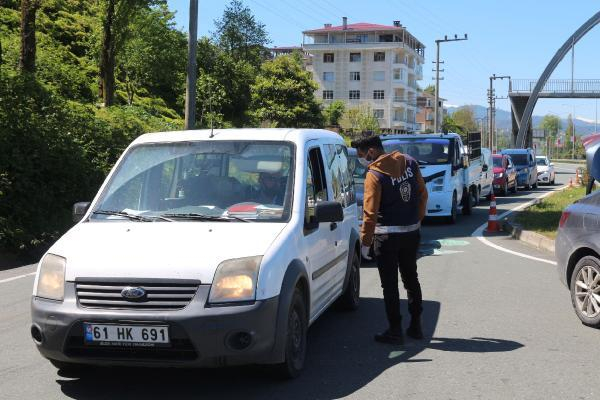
[373,230,422,329]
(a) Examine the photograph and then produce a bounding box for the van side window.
[337,145,355,206]
[305,147,328,225]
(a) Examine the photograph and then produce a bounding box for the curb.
[501,219,556,254]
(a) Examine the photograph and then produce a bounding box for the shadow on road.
[56,298,523,400]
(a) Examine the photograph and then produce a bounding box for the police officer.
[351,136,428,344]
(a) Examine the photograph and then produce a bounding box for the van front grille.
[75,279,200,310]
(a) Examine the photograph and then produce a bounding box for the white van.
[30,129,361,378]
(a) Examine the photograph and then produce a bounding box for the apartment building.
[302,18,425,133]
[416,91,445,133]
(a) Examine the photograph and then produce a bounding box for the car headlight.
[431,177,444,192]
[209,256,262,303]
[35,254,66,301]
[494,172,504,179]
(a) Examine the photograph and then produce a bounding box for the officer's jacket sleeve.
[414,165,428,221]
[361,171,381,246]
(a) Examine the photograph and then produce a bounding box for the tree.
[424,84,435,96]
[323,100,345,126]
[249,54,323,128]
[339,104,381,136]
[566,113,575,147]
[213,0,270,67]
[195,73,229,128]
[539,114,561,137]
[19,0,40,73]
[99,0,157,106]
[451,106,478,133]
[441,115,466,135]
[118,4,187,108]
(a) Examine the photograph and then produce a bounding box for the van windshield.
[382,138,450,165]
[506,154,528,166]
[493,157,503,167]
[91,141,295,222]
[536,158,548,166]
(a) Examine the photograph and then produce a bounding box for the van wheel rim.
[289,308,304,363]
[575,266,600,318]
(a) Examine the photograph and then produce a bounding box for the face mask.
[358,157,372,168]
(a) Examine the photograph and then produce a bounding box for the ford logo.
[121,286,146,300]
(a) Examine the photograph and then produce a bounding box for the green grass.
[514,186,587,239]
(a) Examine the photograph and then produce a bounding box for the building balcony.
[303,41,420,52]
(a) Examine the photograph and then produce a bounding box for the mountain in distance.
[447,105,597,135]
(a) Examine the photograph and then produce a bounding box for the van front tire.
[274,288,307,379]
[337,251,360,311]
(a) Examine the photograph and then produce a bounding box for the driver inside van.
[254,171,286,205]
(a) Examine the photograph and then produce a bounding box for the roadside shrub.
[0,75,98,258]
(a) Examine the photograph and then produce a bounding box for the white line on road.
[471,186,568,265]
[0,272,36,284]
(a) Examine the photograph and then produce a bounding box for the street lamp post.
[488,74,510,152]
[184,0,199,130]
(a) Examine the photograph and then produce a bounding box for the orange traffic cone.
[487,193,499,232]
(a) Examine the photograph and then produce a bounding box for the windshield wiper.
[92,210,153,222]
[417,159,430,165]
[161,213,250,222]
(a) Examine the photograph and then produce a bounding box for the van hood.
[493,167,505,174]
[420,164,449,182]
[50,222,286,282]
[538,165,549,173]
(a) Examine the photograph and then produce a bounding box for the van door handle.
[330,222,338,231]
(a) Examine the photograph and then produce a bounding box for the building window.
[349,71,360,81]
[349,53,361,62]
[322,90,333,100]
[323,72,334,82]
[373,71,385,81]
[374,52,385,62]
[323,53,334,63]
[349,90,360,100]
[426,98,432,107]
[373,90,385,100]
[374,109,384,119]
[393,69,405,81]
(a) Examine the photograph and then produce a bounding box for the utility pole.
[433,34,468,133]
[184,0,199,130]
[488,74,510,152]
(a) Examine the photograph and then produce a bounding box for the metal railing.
[510,79,600,94]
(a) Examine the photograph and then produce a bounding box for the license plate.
[83,323,170,347]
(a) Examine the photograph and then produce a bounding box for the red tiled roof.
[304,22,402,33]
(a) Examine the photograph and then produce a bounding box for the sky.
[166,0,600,124]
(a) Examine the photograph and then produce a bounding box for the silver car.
[556,189,600,327]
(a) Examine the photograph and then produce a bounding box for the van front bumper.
[425,191,453,217]
[31,283,280,368]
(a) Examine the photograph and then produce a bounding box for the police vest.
[368,158,421,234]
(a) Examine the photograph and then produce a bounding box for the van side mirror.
[73,202,91,223]
[462,156,469,168]
[315,201,344,223]
[482,164,488,172]
[549,163,554,167]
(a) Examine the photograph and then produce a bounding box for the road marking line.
[471,185,567,265]
[0,272,36,284]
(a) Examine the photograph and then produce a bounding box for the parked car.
[501,148,538,189]
[492,154,518,195]
[480,148,494,200]
[556,189,600,327]
[30,128,361,378]
[536,156,556,185]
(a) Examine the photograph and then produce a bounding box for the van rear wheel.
[274,288,307,379]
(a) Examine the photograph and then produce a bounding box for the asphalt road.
[1,163,596,400]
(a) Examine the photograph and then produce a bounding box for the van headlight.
[35,254,66,301]
[432,177,444,192]
[209,256,262,303]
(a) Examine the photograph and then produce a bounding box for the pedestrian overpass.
[512,11,600,148]
[509,79,600,147]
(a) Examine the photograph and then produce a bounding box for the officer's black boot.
[374,325,404,345]
[406,316,423,340]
